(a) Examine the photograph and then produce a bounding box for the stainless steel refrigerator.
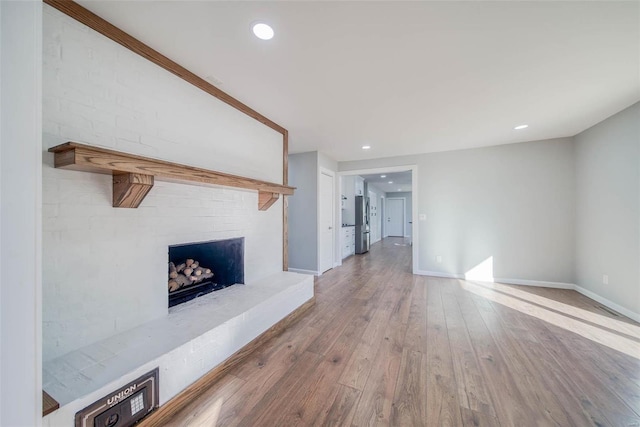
[355,195,370,254]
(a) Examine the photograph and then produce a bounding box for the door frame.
[337,165,418,274]
[386,197,406,237]
[318,167,335,274]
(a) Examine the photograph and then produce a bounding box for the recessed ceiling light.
[362,145,371,150]
[514,124,528,130]
[252,23,274,40]
[380,175,386,178]
[388,181,393,184]
[398,189,402,191]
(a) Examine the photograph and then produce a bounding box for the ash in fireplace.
[168,259,214,293]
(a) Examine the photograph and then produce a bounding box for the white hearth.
[43,271,313,426]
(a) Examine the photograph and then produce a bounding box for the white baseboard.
[574,285,640,323]
[288,268,320,276]
[415,270,464,279]
[413,270,639,323]
[494,277,575,290]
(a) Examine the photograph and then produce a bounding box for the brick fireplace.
[40,4,313,426]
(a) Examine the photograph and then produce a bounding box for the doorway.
[319,169,335,273]
[386,198,405,237]
[337,166,417,274]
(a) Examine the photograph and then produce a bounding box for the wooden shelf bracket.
[49,142,294,210]
[113,172,154,208]
[258,191,280,211]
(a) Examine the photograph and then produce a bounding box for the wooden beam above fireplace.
[49,142,295,210]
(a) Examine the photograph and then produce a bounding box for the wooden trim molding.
[282,130,289,270]
[283,130,289,184]
[283,195,289,270]
[42,390,59,417]
[138,296,315,427]
[49,142,294,210]
[43,0,285,136]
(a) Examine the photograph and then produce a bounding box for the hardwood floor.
[162,237,640,426]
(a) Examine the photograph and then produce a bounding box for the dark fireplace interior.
[168,237,244,308]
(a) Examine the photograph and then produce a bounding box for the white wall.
[340,138,576,283]
[575,102,640,315]
[1,1,43,425]
[43,6,283,361]
[288,152,318,272]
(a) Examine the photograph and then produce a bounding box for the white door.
[319,171,334,273]
[386,198,404,237]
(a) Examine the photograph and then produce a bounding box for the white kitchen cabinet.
[341,175,355,225]
[341,226,355,259]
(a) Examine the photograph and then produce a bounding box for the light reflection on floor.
[182,396,223,426]
[459,280,640,360]
[474,280,640,340]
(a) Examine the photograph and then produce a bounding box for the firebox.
[168,237,244,308]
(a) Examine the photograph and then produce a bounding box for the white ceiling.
[77,1,640,162]
[359,171,412,194]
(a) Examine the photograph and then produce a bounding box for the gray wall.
[386,191,412,237]
[575,102,640,314]
[319,151,338,172]
[341,138,576,283]
[288,152,319,271]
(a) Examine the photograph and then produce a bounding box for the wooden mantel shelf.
[48,142,295,210]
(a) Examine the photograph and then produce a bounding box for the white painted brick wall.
[42,6,282,183]
[42,6,284,361]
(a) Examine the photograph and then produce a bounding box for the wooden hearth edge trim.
[138,296,315,427]
[48,142,295,211]
[42,390,59,417]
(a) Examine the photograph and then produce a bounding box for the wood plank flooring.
[162,237,640,426]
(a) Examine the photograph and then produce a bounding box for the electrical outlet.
[436,255,442,263]
[603,274,609,285]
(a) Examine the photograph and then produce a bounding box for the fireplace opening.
[168,237,244,308]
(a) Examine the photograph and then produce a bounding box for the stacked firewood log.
[168,259,214,292]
